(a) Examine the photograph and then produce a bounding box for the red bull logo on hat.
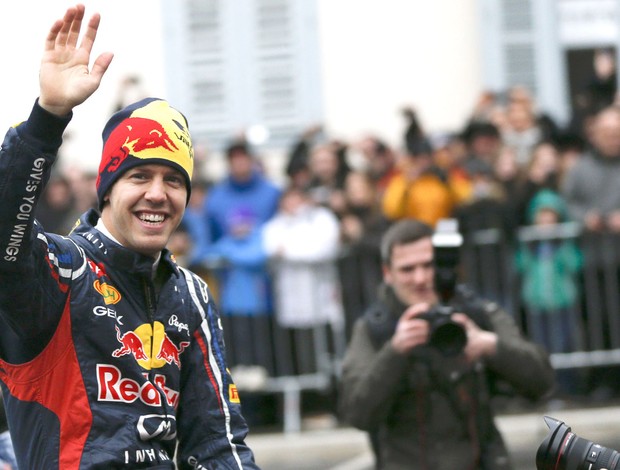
[112,322,189,370]
[100,116,181,176]
[96,98,194,209]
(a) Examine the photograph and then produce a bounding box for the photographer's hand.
[391,303,431,355]
[452,313,498,362]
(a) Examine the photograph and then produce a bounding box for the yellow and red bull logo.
[98,100,193,187]
[112,322,189,370]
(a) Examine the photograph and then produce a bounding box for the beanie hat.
[96,98,194,209]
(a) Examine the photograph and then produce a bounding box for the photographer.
[338,219,554,470]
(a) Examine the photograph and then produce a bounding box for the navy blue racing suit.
[0,101,260,469]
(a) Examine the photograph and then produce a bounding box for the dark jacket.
[339,285,553,470]
[0,101,259,469]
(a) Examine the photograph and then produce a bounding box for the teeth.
[140,213,165,223]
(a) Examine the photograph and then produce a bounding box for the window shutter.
[500,0,538,94]
[164,0,322,152]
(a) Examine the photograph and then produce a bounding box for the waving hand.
[39,4,114,116]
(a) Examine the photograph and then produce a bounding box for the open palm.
[39,4,113,116]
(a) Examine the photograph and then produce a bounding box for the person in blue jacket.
[0,5,259,469]
[201,141,281,373]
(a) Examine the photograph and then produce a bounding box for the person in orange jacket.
[381,139,456,227]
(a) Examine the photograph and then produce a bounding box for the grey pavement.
[246,403,620,470]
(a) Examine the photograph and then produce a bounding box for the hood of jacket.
[526,189,569,224]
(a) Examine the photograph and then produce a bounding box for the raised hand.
[39,4,114,116]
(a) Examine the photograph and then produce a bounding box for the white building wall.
[317,0,483,150]
[0,1,165,175]
[0,0,482,176]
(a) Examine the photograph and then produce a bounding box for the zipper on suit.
[142,277,165,395]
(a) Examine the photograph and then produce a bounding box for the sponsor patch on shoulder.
[229,384,240,403]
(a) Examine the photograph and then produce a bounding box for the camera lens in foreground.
[536,416,620,470]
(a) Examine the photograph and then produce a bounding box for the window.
[162,0,323,152]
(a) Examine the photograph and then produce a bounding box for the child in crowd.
[516,189,583,394]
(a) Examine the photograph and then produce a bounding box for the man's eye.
[166,176,184,186]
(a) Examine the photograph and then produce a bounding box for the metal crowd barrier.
[196,257,346,434]
[222,316,345,434]
[463,223,620,371]
[209,222,620,432]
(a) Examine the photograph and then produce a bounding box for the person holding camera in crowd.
[0,5,259,469]
[338,219,554,470]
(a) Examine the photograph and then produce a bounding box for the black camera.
[419,303,467,356]
[419,219,467,356]
[536,415,620,469]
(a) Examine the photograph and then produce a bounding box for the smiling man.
[96,98,194,258]
[0,4,259,469]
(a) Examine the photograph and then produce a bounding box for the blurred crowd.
[38,58,620,407]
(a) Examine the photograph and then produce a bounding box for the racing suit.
[0,101,260,469]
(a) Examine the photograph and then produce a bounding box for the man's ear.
[99,195,110,211]
[382,264,392,285]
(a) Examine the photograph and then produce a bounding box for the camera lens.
[429,320,466,356]
[536,416,620,470]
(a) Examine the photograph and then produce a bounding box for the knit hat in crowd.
[96,97,194,209]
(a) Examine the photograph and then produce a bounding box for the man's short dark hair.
[225,140,251,159]
[380,219,434,266]
[460,121,500,145]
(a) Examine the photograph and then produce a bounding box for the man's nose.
[145,178,167,201]
[412,266,431,284]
